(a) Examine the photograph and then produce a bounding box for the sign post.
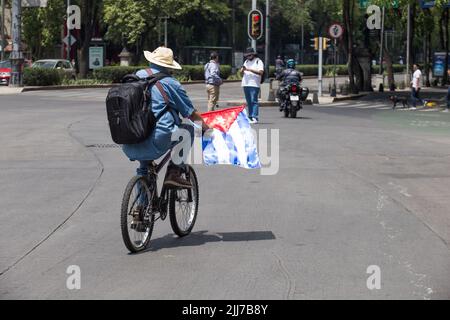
[318,36,323,97]
[65,2,81,61]
[328,23,344,97]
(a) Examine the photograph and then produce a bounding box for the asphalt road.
[0,83,449,299]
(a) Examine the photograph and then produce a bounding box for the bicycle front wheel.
[121,176,154,253]
[168,166,199,237]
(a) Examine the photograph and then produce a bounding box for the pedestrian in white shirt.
[410,64,423,110]
[240,47,264,124]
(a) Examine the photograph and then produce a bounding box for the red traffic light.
[248,9,263,41]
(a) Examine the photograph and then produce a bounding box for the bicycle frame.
[147,150,193,221]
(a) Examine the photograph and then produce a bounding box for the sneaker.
[249,118,257,124]
[409,107,417,111]
[164,166,192,189]
[131,206,144,223]
[443,109,449,113]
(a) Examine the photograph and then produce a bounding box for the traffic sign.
[328,23,344,39]
[63,34,77,46]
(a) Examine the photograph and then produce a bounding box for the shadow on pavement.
[135,230,276,254]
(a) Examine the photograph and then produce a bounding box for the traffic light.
[248,10,263,40]
[323,37,331,50]
[310,37,319,50]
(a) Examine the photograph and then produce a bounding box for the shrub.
[93,65,232,83]
[93,66,141,83]
[23,68,64,86]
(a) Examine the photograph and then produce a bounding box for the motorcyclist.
[276,59,303,111]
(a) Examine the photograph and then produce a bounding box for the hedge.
[93,65,233,83]
[268,64,406,77]
[23,68,65,86]
[93,66,141,83]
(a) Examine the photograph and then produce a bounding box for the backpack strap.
[145,69,169,105]
[145,69,174,121]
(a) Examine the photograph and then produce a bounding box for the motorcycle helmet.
[286,59,296,69]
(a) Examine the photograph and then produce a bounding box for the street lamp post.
[405,3,411,85]
[10,0,24,87]
[379,6,385,75]
[264,0,270,82]
[251,0,256,50]
[1,0,5,62]
[66,0,71,60]
[164,17,168,47]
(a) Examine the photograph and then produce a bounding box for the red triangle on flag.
[201,105,246,133]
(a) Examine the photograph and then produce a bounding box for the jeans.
[243,86,260,120]
[411,87,423,108]
[137,123,194,177]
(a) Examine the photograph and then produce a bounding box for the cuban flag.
[201,106,261,169]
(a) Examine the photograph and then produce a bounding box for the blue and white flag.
[201,106,261,169]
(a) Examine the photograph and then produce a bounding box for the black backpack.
[106,69,170,145]
[258,58,266,84]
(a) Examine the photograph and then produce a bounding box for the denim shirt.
[204,61,222,86]
[122,65,195,161]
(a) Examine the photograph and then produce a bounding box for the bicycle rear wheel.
[121,176,154,253]
[168,166,199,237]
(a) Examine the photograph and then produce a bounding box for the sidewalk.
[0,86,24,95]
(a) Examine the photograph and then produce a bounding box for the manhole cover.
[85,144,120,148]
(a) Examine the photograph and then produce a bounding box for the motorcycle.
[279,81,307,118]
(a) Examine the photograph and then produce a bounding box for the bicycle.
[120,150,199,253]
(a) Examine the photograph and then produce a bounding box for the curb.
[226,101,278,107]
[331,93,368,102]
[19,79,243,92]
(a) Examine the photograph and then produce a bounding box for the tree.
[22,0,65,60]
[437,0,449,85]
[76,0,103,78]
[343,0,357,93]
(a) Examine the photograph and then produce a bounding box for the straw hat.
[143,47,182,70]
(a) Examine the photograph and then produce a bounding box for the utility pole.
[164,17,168,47]
[379,6,385,75]
[1,0,5,61]
[301,23,304,64]
[264,0,270,81]
[405,3,411,85]
[331,38,337,97]
[10,0,24,87]
[66,0,71,60]
[318,36,323,96]
[251,0,256,50]
[231,0,236,74]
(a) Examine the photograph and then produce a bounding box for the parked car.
[0,60,11,85]
[32,59,76,80]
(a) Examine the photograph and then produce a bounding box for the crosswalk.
[316,100,444,112]
[22,89,109,102]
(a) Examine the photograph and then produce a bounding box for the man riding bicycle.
[122,47,211,189]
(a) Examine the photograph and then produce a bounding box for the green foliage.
[23,68,64,86]
[92,65,233,83]
[102,0,231,47]
[93,66,141,83]
[22,0,66,60]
